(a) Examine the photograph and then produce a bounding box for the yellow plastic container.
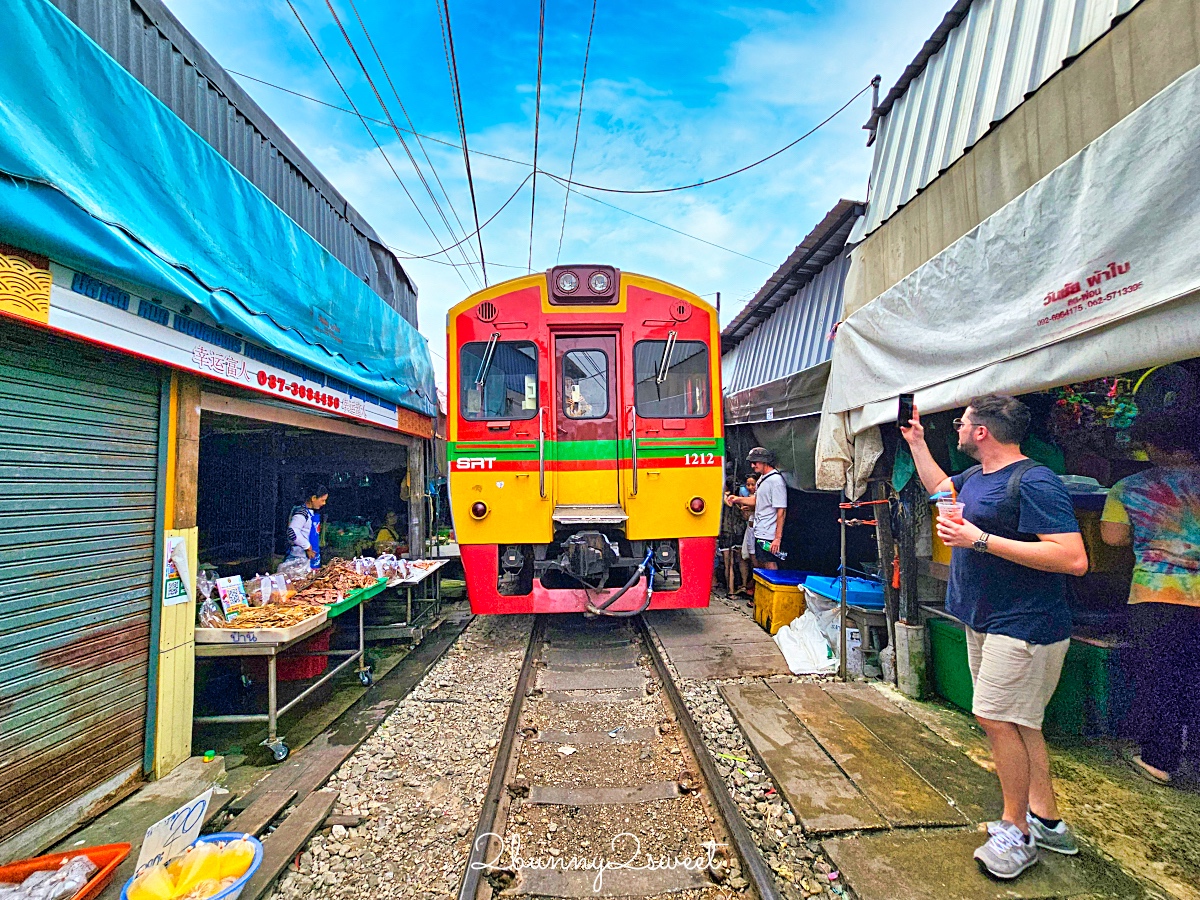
[753,571,809,635]
[930,503,953,566]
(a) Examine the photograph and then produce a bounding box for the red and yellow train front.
[446,267,722,614]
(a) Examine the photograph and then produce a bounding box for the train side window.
[562,349,608,419]
[633,340,709,418]
[460,340,538,420]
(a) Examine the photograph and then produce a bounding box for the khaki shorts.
[965,628,1069,730]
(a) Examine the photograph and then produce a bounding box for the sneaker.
[974,822,1039,879]
[1026,813,1079,855]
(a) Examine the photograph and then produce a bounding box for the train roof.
[444,270,716,325]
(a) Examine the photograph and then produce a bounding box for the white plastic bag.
[773,611,839,675]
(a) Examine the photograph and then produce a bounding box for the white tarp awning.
[816,60,1200,493]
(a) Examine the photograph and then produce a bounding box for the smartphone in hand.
[897,393,915,429]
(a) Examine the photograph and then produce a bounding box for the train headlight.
[688,496,705,514]
[470,501,489,520]
[588,270,610,293]
[556,271,579,293]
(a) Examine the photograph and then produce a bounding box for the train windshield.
[633,340,709,417]
[460,340,538,419]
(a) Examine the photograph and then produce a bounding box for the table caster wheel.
[358,669,374,687]
[269,741,290,762]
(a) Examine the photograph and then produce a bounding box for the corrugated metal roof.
[857,0,1141,238]
[721,199,863,352]
[722,250,849,395]
[49,0,419,326]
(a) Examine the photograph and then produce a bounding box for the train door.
[551,334,620,510]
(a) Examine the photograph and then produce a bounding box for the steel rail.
[636,615,783,900]
[457,616,544,900]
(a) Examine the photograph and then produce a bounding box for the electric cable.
[227,70,529,166]
[325,0,482,288]
[283,0,473,289]
[438,0,490,285]
[551,81,874,194]
[528,0,547,273]
[391,172,533,259]
[555,0,597,264]
[344,0,484,279]
[548,175,773,266]
[227,69,778,266]
[228,69,869,197]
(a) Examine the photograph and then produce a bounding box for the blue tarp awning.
[0,0,435,416]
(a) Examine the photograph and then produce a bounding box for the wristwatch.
[973,532,991,553]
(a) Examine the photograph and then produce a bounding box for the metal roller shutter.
[0,321,162,848]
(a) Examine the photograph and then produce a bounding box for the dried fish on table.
[289,587,343,606]
[304,559,378,593]
[221,604,324,629]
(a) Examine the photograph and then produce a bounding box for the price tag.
[134,788,212,874]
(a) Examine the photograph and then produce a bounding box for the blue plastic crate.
[804,575,885,610]
[751,569,815,587]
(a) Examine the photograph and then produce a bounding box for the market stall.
[191,560,390,760]
[913,359,1199,737]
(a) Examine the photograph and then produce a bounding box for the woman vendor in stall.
[1101,414,1200,785]
[374,510,402,554]
[284,484,329,570]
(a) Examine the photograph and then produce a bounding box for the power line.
[438,0,489,285]
[227,70,530,167]
[229,67,776,266]
[546,174,773,266]
[556,0,597,264]
[228,69,869,197]
[283,0,473,290]
[325,0,482,288]
[550,81,874,194]
[345,0,483,280]
[528,0,547,273]
[392,172,533,260]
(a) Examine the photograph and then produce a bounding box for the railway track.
[458,614,781,900]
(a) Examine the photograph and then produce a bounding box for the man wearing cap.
[726,447,788,570]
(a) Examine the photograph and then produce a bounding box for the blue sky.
[167,0,951,388]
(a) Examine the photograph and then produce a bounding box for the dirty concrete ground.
[892,689,1200,900]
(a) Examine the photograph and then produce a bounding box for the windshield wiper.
[656,331,678,384]
[474,332,501,388]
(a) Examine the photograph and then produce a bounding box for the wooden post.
[897,477,924,623]
[154,372,201,778]
[407,439,425,558]
[872,480,898,651]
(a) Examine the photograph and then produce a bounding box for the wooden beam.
[173,374,202,529]
[200,391,412,446]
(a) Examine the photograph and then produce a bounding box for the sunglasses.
[952,418,978,431]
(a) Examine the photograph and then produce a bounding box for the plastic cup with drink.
[933,489,964,526]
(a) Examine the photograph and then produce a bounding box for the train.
[445,265,722,615]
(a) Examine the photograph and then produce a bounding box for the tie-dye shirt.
[1101,467,1200,607]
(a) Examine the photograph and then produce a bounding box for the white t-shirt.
[753,470,788,540]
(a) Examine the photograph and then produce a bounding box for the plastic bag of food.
[246,574,275,607]
[276,556,311,582]
[198,598,226,628]
[168,842,220,897]
[125,865,175,900]
[217,837,256,880]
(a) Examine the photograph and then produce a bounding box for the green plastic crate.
[927,617,974,713]
[327,577,388,618]
[926,617,1115,737]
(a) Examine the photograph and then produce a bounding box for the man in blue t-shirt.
[902,394,1087,880]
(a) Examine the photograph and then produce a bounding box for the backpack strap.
[958,464,983,488]
[1000,458,1049,539]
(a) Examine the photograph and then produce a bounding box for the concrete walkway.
[644,595,791,678]
[723,679,1146,899]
